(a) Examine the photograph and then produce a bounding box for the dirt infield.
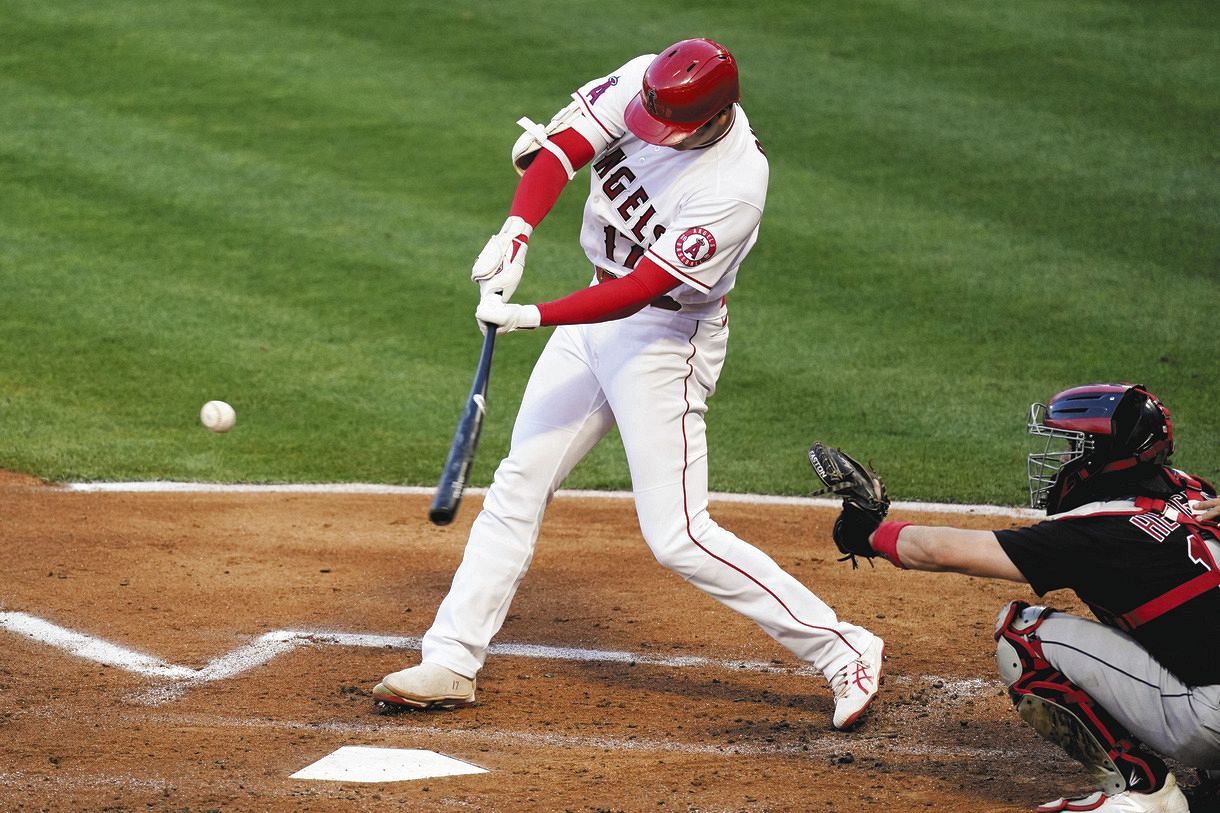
[0,474,1147,812]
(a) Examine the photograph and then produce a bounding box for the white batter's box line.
[0,610,1000,707]
[60,481,1044,519]
[0,611,834,703]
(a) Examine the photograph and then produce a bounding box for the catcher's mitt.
[808,443,890,567]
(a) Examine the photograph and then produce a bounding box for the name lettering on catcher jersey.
[1128,492,1202,542]
[1187,535,1218,570]
[1130,513,1179,543]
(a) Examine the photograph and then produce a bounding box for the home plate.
[290,746,488,783]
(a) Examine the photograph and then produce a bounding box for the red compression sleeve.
[537,258,680,326]
[508,128,595,227]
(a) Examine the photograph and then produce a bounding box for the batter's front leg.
[422,327,615,678]
[627,437,877,680]
[604,316,878,680]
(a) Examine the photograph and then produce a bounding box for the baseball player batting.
[809,383,1220,813]
[373,38,884,730]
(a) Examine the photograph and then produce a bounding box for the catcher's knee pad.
[993,601,1167,796]
[994,600,1054,687]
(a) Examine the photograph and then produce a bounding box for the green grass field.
[1,0,1216,504]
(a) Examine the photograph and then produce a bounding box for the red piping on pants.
[677,321,860,656]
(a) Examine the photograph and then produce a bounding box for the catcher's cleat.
[830,637,885,730]
[372,663,476,712]
[1037,772,1189,813]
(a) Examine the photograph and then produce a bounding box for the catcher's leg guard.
[994,601,1168,797]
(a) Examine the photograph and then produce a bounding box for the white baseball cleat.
[372,662,476,711]
[830,636,885,730]
[1037,773,1189,813]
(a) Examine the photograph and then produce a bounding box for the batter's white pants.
[1038,612,1220,767]
[422,307,876,682]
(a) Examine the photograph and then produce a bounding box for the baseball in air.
[200,400,236,433]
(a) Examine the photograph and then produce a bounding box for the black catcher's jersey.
[995,473,1220,687]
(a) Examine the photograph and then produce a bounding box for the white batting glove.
[471,215,533,301]
[476,293,541,335]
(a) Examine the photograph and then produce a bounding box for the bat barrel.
[428,326,496,525]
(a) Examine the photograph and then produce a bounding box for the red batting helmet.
[624,38,740,147]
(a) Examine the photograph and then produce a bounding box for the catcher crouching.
[809,383,1220,813]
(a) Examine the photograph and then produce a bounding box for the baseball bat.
[428,324,497,525]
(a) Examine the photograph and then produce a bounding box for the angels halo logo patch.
[675,227,716,267]
[586,75,619,105]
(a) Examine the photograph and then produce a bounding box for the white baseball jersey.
[568,55,769,320]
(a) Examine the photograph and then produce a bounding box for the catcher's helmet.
[1027,383,1174,512]
[624,38,740,147]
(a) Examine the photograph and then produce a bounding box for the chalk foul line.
[60,481,1043,519]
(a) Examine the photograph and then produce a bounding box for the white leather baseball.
[200,400,236,433]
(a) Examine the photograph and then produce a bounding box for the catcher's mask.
[1027,383,1174,513]
[624,38,740,147]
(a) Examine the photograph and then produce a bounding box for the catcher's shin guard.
[994,601,1168,797]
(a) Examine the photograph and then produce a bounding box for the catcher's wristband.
[872,522,912,568]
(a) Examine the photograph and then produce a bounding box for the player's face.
[671,106,735,151]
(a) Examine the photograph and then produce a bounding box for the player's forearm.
[877,524,1026,581]
[508,128,595,227]
[537,261,678,326]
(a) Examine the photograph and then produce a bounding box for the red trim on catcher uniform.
[1120,567,1220,630]
[676,321,860,656]
[1017,671,1163,792]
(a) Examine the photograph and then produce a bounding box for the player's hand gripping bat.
[429,324,496,525]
